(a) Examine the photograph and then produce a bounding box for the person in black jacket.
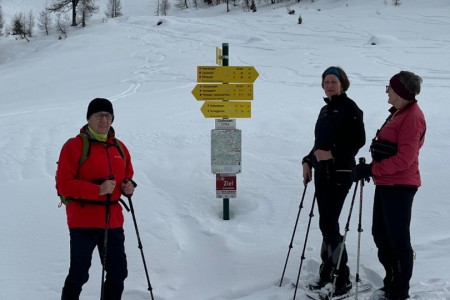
[302,66,366,295]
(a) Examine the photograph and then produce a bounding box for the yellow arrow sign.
[197,66,259,83]
[192,84,253,101]
[201,101,251,118]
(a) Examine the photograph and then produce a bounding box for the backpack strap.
[78,133,90,165]
[113,138,127,165]
[78,133,126,166]
[58,133,128,207]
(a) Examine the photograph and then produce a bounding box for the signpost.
[216,174,237,199]
[193,43,258,220]
[211,129,241,174]
[192,83,253,101]
[197,66,259,83]
[215,119,236,130]
[201,101,251,119]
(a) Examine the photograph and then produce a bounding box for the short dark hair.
[321,66,350,92]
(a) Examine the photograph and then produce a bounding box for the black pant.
[372,186,417,300]
[314,163,353,285]
[62,227,128,300]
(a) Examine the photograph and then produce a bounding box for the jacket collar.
[81,124,116,143]
[324,92,347,105]
[388,100,417,115]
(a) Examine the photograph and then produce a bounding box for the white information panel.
[215,119,236,130]
[211,129,241,174]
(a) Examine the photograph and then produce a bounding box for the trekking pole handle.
[125,178,138,188]
[358,157,366,186]
[122,178,137,198]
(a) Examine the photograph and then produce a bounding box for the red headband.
[389,74,415,101]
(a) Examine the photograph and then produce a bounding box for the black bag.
[370,139,397,162]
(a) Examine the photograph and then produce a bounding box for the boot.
[61,284,81,300]
[102,280,124,300]
[334,279,352,296]
[308,273,330,290]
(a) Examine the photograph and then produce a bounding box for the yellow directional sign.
[192,84,253,101]
[197,66,259,83]
[201,101,251,118]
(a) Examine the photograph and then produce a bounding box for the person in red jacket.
[56,98,136,300]
[352,71,426,300]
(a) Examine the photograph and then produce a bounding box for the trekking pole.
[100,193,112,300]
[279,183,308,287]
[329,176,360,299]
[127,195,155,300]
[292,192,316,300]
[355,157,366,300]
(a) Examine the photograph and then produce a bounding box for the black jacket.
[303,93,366,170]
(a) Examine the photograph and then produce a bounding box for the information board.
[211,129,241,174]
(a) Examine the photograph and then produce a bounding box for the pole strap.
[69,198,130,212]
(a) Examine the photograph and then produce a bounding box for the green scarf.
[88,126,108,142]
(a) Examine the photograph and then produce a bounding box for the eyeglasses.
[385,85,390,93]
[94,113,113,121]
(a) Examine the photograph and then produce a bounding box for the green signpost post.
[193,43,258,220]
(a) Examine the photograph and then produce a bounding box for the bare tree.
[176,0,188,9]
[241,0,251,12]
[77,0,98,27]
[26,10,36,37]
[160,0,171,16]
[38,9,53,35]
[0,5,5,36]
[393,0,401,6]
[155,0,161,16]
[105,0,123,18]
[47,0,80,27]
[56,14,68,38]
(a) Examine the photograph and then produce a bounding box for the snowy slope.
[1,0,450,299]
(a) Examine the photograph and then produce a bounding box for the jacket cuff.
[302,156,312,167]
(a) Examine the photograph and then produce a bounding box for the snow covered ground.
[1,0,449,299]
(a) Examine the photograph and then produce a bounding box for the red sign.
[216,174,237,198]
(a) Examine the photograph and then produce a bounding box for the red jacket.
[56,126,134,229]
[372,102,426,187]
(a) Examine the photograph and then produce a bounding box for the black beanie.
[86,98,114,120]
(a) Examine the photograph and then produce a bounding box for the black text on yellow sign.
[197,66,259,83]
[201,101,251,118]
[192,84,253,101]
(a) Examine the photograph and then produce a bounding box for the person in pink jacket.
[352,71,426,300]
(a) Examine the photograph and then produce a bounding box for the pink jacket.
[372,102,426,187]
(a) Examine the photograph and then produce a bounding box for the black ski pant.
[372,185,417,300]
[61,227,128,300]
[314,163,353,286]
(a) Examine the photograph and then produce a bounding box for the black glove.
[352,162,372,182]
